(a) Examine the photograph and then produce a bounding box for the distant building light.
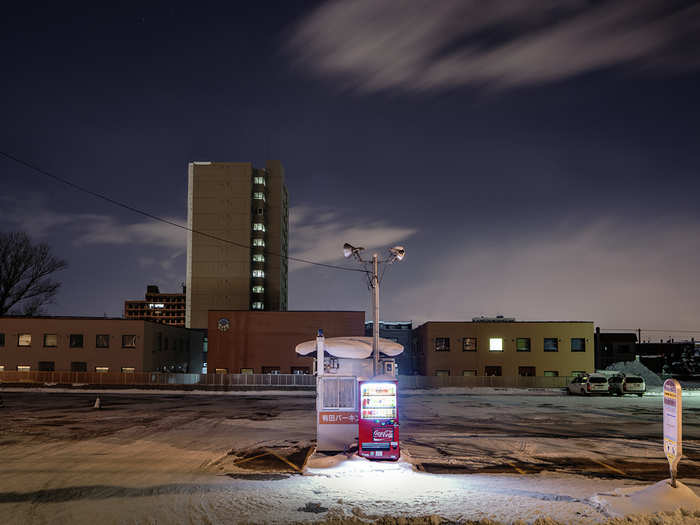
[149,303,165,308]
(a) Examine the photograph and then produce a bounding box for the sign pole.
[663,378,682,488]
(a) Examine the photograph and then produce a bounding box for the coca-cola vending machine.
[358,380,399,460]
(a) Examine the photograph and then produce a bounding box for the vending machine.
[358,380,399,460]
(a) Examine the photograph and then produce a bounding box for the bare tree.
[0,232,68,316]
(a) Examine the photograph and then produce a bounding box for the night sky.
[2,1,699,337]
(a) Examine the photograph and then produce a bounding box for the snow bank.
[595,479,700,518]
[605,361,664,387]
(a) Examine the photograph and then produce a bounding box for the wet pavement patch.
[221,444,315,474]
[297,502,328,513]
[225,473,290,481]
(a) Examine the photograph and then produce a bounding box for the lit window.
[95,366,109,373]
[121,367,135,373]
[544,338,559,352]
[252,254,265,262]
[489,338,503,351]
[434,337,450,351]
[571,370,586,377]
[253,238,265,247]
[17,365,31,372]
[240,368,253,374]
[435,370,450,376]
[252,285,264,293]
[571,338,586,352]
[462,370,477,376]
[253,192,266,201]
[544,371,559,377]
[216,368,229,374]
[252,270,265,278]
[516,338,531,352]
[253,223,266,232]
[0,365,4,371]
[254,176,266,185]
[462,337,477,351]
[43,334,58,347]
[122,335,137,348]
[18,334,31,347]
[252,301,264,310]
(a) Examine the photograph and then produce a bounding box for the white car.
[608,375,646,397]
[567,374,609,395]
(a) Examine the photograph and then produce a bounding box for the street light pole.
[343,243,405,378]
[372,253,379,376]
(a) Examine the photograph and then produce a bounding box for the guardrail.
[0,371,315,388]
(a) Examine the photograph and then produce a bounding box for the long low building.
[414,319,595,377]
[0,316,202,373]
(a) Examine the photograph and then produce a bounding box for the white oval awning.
[295,336,404,359]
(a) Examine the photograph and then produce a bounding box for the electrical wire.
[0,150,366,273]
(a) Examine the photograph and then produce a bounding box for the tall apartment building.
[186,160,288,329]
[124,285,186,327]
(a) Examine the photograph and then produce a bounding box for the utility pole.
[343,243,405,378]
[372,253,380,376]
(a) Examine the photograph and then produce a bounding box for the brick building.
[0,316,202,373]
[207,311,364,374]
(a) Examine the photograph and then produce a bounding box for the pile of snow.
[605,360,664,387]
[595,479,700,518]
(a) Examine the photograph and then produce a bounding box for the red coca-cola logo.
[373,428,393,441]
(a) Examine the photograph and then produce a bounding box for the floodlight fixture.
[389,246,405,262]
[343,242,364,260]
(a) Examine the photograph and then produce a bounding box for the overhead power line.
[0,150,365,273]
[601,328,700,334]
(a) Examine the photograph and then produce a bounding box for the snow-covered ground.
[0,390,698,524]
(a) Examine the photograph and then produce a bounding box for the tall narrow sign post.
[663,378,682,487]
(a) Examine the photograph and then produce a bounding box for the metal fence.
[0,371,570,390]
[398,374,572,389]
[0,371,315,388]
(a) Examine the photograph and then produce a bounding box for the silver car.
[608,374,645,397]
[567,374,609,395]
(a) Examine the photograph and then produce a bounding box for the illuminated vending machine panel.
[358,381,399,460]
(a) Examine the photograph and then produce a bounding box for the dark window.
[435,370,450,376]
[626,377,644,384]
[262,366,280,374]
[122,335,137,348]
[462,337,477,351]
[96,334,109,348]
[435,337,450,352]
[516,338,531,352]
[157,333,162,351]
[43,334,58,347]
[571,338,586,352]
[544,338,558,352]
[589,377,607,384]
[291,367,310,374]
[38,361,55,371]
[0,333,4,346]
[69,334,84,348]
[518,366,536,377]
[71,362,87,372]
[485,366,502,376]
[164,337,168,351]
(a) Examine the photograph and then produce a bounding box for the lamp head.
[343,243,364,259]
[389,246,405,262]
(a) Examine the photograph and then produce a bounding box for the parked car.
[567,374,609,395]
[608,374,646,397]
